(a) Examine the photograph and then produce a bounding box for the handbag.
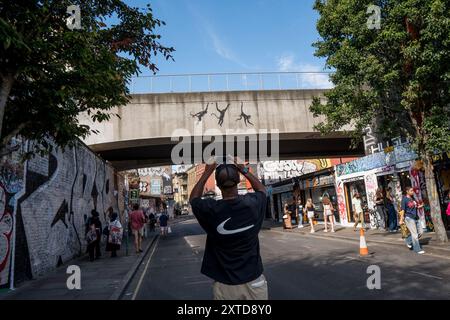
[86,227,97,244]
[167,226,172,233]
[400,223,410,239]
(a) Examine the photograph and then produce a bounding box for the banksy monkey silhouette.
[236,102,254,126]
[211,103,230,127]
[190,103,209,122]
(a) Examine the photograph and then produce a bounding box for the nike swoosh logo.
[216,218,254,235]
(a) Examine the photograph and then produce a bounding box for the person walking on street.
[297,199,304,228]
[400,187,425,254]
[353,192,365,231]
[386,187,398,232]
[374,188,387,230]
[159,212,169,236]
[189,157,268,300]
[148,211,156,232]
[283,203,293,229]
[305,198,315,233]
[322,196,335,233]
[105,212,123,257]
[129,204,146,253]
[86,210,102,261]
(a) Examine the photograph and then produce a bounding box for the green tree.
[0,0,174,155]
[311,0,449,242]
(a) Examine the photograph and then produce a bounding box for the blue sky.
[127,0,328,77]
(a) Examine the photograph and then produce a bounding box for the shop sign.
[341,176,364,183]
[151,179,161,195]
[130,189,139,200]
[164,186,173,195]
[272,184,293,194]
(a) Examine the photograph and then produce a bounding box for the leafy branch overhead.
[0,0,174,154]
[311,0,450,157]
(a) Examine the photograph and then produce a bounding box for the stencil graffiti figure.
[190,103,209,122]
[236,103,253,126]
[211,103,230,127]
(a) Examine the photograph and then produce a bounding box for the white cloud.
[276,53,333,88]
[186,2,249,68]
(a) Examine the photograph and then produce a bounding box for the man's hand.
[233,156,247,174]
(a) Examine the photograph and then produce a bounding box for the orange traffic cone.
[359,228,369,256]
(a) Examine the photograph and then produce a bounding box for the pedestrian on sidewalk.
[443,191,450,230]
[374,188,387,230]
[189,156,268,300]
[148,211,156,232]
[297,199,304,228]
[322,196,335,233]
[305,198,315,233]
[159,212,169,236]
[129,204,146,253]
[352,192,365,231]
[400,187,425,254]
[105,212,123,258]
[283,204,293,229]
[86,210,102,261]
[386,187,398,232]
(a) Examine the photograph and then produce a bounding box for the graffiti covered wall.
[0,141,25,286]
[0,140,124,287]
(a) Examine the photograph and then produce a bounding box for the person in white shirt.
[352,192,365,231]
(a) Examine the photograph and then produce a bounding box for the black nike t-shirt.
[190,191,266,285]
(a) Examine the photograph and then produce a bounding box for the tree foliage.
[311,0,450,156]
[0,0,174,155]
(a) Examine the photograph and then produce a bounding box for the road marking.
[184,236,200,248]
[132,236,160,300]
[411,271,443,280]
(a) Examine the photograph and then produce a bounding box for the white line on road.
[132,236,160,300]
[411,271,443,280]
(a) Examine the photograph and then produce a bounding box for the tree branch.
[1,121,30,147]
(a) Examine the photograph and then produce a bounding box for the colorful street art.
[336,144,417,177]
[0,140,125,287]
[0,155,24,286]
[336,180,347,223]
[259,159,334,183]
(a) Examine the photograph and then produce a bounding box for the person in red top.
[129,204,146,253]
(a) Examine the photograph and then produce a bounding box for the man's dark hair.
[215,164,240,189]
[133,204,139,210]
[91,209,99,217]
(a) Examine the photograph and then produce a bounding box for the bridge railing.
[129,71,334,94]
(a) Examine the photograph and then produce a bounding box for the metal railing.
[129,71,334,94]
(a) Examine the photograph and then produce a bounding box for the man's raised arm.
[189,162,217,202]
[234,158,266,194]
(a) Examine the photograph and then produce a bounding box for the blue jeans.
[405,217,423,253]
[387,204,398,231]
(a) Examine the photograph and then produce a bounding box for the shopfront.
[298,168,338,222]
[334,143,435,229]
[270,180,295,222]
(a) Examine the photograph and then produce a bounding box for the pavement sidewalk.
[0,231,160,300]
[0,215,195,300]
[264,219,450,257]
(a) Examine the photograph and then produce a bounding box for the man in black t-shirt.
[189,157,268,300]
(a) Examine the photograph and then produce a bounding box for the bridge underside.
[88,132,364,171]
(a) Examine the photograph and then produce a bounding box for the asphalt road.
[123,217,450,300]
